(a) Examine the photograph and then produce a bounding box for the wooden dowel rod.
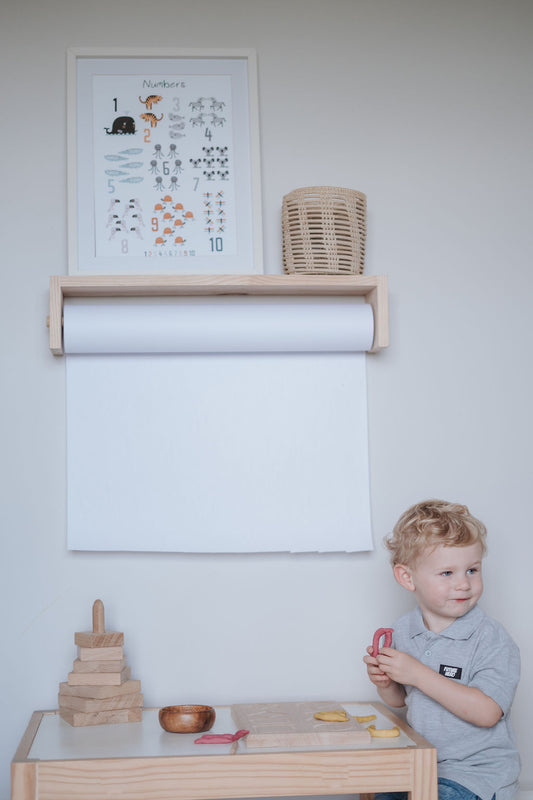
[92,600,105,633]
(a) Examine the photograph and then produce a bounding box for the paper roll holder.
[47,274,389,356]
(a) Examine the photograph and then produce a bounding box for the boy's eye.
[467,567,478,575]
[441,571,452,576]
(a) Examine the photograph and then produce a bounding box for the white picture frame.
[67,47,263,275]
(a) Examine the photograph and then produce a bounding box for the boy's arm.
[377,648,503,727]
[377,680,407,708]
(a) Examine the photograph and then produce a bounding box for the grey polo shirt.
[392,605,520,800]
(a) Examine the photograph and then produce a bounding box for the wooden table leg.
[11,762,36,800]
[411,747,438,800]
[11,711,42,800]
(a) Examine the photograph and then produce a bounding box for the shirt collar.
[409,604,483,640]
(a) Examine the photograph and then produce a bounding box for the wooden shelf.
[49,274,389,355]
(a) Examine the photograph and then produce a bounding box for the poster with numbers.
[68,49,263,274]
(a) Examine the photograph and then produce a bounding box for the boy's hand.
[363,645,407,708]
[363,645,393,688]
[376,647,424,687]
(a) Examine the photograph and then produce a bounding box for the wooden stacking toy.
[58,599,143,726]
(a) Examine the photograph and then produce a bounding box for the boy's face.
[394,542,484,633]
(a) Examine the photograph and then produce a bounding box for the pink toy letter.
[194,729,249,744]
[372,627,394,658]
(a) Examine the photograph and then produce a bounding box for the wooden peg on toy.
[74,600,125,648]
[93,599,105,633]
[372,627,394,658]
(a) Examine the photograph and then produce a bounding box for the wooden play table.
[12,701,437,800]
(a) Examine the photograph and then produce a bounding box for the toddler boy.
[364,499,520,800]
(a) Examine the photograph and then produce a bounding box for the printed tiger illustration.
[139,95,163,110]
[140,112,164,128]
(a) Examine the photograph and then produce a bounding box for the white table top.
[28,703,415,762]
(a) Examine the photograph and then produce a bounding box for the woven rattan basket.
[282,186,366,275]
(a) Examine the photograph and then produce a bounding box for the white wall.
[1,0,532,798]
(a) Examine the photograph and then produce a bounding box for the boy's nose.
[455,575,471,590]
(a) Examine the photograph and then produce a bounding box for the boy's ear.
[393,563,416,592]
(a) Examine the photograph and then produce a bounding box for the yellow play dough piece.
[367,724,400,738]
[314,709,350,722]
[354,714,377,723]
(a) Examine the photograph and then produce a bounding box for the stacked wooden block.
[58,600,143,726]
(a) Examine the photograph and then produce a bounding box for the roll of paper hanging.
[63,296,374,354]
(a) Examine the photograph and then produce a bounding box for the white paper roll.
[63,296,374,354]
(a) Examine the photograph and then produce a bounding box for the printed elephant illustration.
[105,116,136,135]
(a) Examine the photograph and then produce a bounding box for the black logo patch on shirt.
[439,664,463,680]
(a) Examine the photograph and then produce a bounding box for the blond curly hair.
[385,499,487,567]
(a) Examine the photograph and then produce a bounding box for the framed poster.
[67,48,263,274]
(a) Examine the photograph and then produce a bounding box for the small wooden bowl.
[158,704,216,734]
